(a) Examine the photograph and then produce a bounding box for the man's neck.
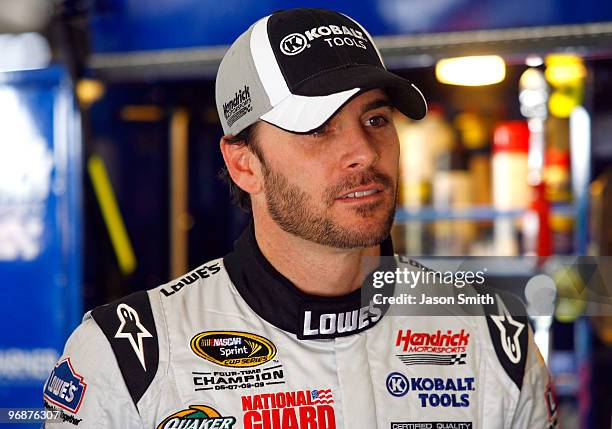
[253,214,381,297]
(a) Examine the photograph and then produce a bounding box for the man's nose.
[339,124,379,171]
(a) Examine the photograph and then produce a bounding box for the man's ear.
[219,136,262,195]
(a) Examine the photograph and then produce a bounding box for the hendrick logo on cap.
[223,85,252,127]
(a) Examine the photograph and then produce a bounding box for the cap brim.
[260,65,427,133]
[260,88,360,133]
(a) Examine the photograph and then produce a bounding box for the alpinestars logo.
[114,303,153,370]
[223,85,252,127]
[489,296,525,364]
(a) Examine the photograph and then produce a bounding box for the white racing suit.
[43,224,558,428]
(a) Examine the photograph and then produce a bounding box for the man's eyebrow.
[361,98,393,114]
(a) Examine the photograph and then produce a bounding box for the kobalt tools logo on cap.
[279,25,368,56]
[223,85,252,127]
[280,33,309,55]
[156,405,236,429]
[241,389,336,429]
[191,331,277,368]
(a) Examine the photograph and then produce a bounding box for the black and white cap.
[215,8,427,136]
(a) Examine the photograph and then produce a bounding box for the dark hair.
[218,123,262,212]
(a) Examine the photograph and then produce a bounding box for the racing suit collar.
[224,222,396,340]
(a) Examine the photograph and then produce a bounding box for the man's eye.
[366,115,389,128]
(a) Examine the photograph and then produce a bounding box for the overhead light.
[435,55,506,86]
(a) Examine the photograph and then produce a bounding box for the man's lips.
[336,185,385,201]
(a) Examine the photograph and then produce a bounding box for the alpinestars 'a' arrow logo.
[490,295,525,364]
[114,303,153,370]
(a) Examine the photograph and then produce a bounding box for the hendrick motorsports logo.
[190,331,277,368]
[222,86,253,128]
[157,405,235,429]
[395,329,469,366]
[386,373,475,408]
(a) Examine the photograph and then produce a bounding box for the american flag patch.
[311,389,334,404]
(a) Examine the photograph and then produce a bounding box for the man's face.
[253,89,400,249]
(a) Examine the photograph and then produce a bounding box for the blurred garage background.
[0,1,611,427]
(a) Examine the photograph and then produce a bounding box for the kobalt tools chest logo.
[191,331,277,368]
[242,389,335,429]
[114,303,153,370]
[387,372,409,397]
[193,364,285,391]
[279,25,368,56]
[280,33,309,55]
[302,304,382,338]
[43,358,87,414]
[223,85,252,127]
[386,373,475,408]
[395,329,469,366]
[157,405,236,429]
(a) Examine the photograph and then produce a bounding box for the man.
[44,8,557,428]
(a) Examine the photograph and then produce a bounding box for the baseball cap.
[215,8,427,136]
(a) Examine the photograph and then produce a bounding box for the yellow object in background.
[88,155,137,275]
[545,54,586,118]
[545,54,587,86]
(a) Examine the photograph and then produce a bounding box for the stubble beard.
[262,162,397,249]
